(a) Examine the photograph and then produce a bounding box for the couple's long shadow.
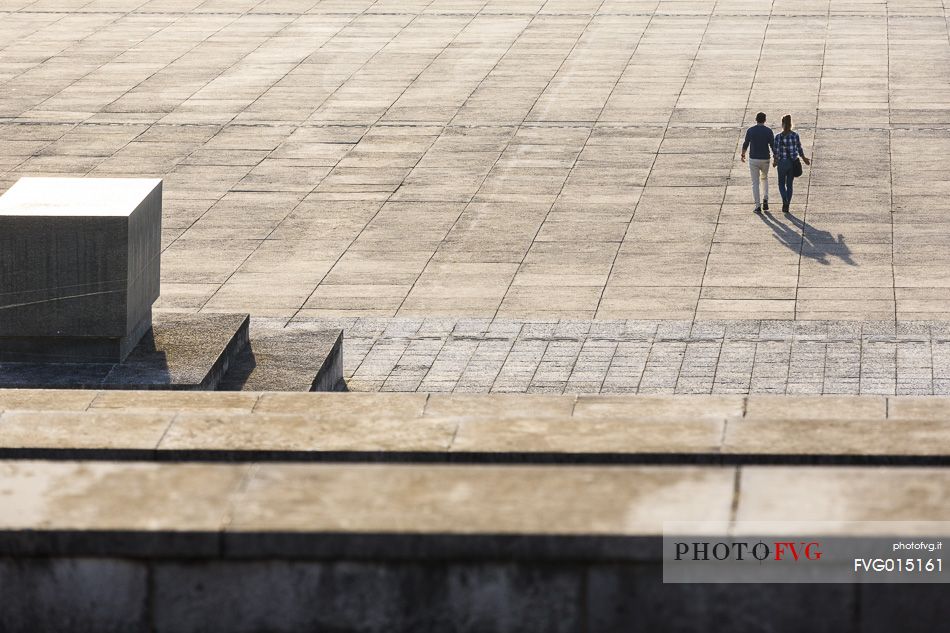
[759,211,855,266]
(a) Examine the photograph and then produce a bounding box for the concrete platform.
[0,314,248,390]
[1,459,949,632]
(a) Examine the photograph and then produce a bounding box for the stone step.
[0,318,343,392]
[0,391,948,464]
[1,459,949,632]
[0,314,250,390]
[5,459,948,559]
[217,327,343,392]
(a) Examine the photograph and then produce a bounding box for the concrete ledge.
[0,393,947,464]
[0,461,733,560]
[2,461,950,561]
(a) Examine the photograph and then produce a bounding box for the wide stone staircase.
[2,390,950,632]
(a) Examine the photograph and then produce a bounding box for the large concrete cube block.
[0,177,162,362]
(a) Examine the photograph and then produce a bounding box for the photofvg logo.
[674,540,823,563]
[662,522,950,584]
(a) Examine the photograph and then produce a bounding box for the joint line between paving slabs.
[751,323,767,395]
[630,322,659,393]
[389,1,538,319]
[665,0,721,392]
[164,3,347,266]
[886,2,897,325]
[687,0,774,335]
[930,334,936,397]
[688,0,730,333]
[487,321,526,393]
[780,333,792,396]
[794,0,831,321]
[586,0,659,318]
[21,5,249,177]
[816,338,826,396]
[709,330,726,395]
[858,328,865,395]
[292,0,469,324]
[0,10,73,91]
[121,0,350,268]
[486,0,613,323]
[593,338,619,394]
[525,338,553,394]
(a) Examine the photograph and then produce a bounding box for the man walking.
[741,112,774,214]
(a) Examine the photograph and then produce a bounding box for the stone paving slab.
[251,316,950,395]
[1,2,949,320]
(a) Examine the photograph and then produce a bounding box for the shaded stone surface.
[3,556,950,633]
[0,313,248,390]
[0,558,147,633]
[0,178,161,362]
[150,561,582,633]
[0,314,153,364]
[4,556,950,633]
[218,326,343,392]
[587,565,856,633]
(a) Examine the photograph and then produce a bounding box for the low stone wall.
[1,393,948,631]
[3,555,946,633]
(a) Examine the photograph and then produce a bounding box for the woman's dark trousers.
[777,158,794,205]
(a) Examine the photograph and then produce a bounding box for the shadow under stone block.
[0,313,248,390]
[0,177,161,362]
[104,313,249,390]
[0,315,153,364]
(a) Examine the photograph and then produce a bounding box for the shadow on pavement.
[759,211,855,266]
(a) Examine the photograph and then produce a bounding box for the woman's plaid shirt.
[773,131,804,160]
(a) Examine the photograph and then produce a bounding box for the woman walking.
[772,114,811,213]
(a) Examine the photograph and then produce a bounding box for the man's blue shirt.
[743,125,775,160]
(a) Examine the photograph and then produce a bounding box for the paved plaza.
[2,0,950,323]
[272,316,950,394]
